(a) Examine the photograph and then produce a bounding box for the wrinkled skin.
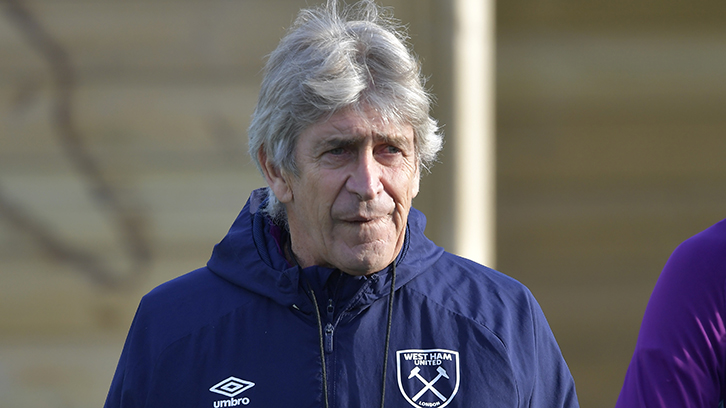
[260,107,420,276]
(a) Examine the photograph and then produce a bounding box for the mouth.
[341,216,376,223]
[339,214,389,224]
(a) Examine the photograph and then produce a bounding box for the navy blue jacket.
[105,189,579,408]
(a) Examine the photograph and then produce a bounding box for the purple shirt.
[617,218,726,408]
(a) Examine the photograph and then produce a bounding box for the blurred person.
[617,218,726,407]
[104,1,578,407]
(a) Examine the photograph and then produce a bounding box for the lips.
[339,215,385,223]
[332,198,396,225]
[334,204,393,223]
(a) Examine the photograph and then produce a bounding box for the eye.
[379,145,402,156]
[375,144,406,166]
[385,145,402,154]
[327,147,346,155]
[319,146,352,165]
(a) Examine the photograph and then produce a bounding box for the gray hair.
[248,0,443,221]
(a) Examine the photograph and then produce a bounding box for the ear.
[258,147,293,203]
[411,162,420,198]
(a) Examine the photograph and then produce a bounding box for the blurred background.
[1,0,725,407]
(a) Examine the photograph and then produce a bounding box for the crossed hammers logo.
[408,366,450,402]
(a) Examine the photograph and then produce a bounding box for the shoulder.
[668,218,726,273]
[131,267,255,350]
[400,251,572,396]
[616,219,726,407]
[405,251,542,336]
[654,218,726,298]
[632,218,726,362]
[141,267,238,315]
[414,251,534,302]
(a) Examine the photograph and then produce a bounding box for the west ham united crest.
[396,349,460,408]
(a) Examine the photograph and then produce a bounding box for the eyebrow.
[318,132,408,151]
[375,132,410,146]
[318,137,359,151]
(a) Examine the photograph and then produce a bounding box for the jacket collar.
[207,188,444,310]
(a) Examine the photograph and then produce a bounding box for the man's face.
[265,107,419,276]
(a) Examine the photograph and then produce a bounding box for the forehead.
[300,108,414,144]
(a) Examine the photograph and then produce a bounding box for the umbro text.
[213,397,250,407]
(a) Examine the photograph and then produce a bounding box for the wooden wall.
[496,1,726,403]
[0,0,725,407]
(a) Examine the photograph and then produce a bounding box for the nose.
[346,150,383,201]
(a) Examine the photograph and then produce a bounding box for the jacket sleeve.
[527,293,580,408]
[615,229,726,408]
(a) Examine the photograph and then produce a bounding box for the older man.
[105,1,579,407]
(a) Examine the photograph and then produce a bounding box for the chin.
[339,249,393,276]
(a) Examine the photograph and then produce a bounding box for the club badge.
[396,349,460,408]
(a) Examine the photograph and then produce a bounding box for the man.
[616,218,726,407]
[105,1,579,407]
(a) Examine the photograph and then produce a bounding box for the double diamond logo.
[397,349,460,408]
[209,376,255,398]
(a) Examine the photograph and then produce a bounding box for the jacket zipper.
[325,299,335,354]
[316,276,377,406]
[322,275,377,354]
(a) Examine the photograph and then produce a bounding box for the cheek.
[306,175,345,216]
[387,169,419,203]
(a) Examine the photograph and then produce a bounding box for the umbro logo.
[210,376,254,407]
[210,376,255,397]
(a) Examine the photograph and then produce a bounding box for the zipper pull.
[324,323,334,354]
[327,299,334,321]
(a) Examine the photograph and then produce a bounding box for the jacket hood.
[207,188,444,308]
